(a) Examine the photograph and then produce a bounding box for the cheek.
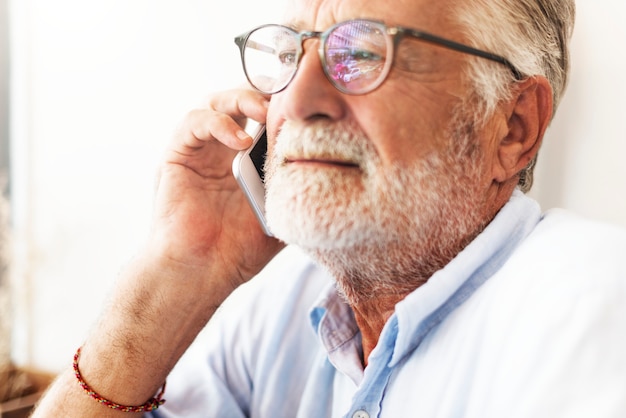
[265,102,282,155]
[351,99,451,164]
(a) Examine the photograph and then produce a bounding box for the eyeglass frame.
[234,18,524,95]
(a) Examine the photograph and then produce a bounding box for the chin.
[265,164,380,250]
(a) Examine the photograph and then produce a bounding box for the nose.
[273,37,347,122]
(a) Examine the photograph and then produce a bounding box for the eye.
[351,49,382,63]
[278,50,297,66]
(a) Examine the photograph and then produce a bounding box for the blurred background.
[0,0,624,379]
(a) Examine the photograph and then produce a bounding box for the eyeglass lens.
[242,25,297,94]
[241,20,391,94]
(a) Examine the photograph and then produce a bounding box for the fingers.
[179,109,252,151]
[176,88,270,151]
[206,86,270,126]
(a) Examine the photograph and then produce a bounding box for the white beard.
[264,118,487,303]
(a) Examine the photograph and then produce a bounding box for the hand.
[147,88,284,288]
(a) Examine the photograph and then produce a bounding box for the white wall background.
[7,0,288,372]
[530,1,626,225]
[6,0,626,373]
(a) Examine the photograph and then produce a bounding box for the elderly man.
[33,0,626,416]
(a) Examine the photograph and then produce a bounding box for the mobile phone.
[232,124,272,236]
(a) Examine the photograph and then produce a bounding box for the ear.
[493,76,553,183]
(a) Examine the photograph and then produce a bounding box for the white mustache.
[272,121,379,169]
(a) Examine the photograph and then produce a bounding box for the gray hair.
[455,0,576,192]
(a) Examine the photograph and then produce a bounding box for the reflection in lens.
[325,20,388,93]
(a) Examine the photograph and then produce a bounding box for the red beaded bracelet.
[73,347,166,412]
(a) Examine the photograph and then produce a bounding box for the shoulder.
[160,246,331,415]
[467,209,626,351]
[453,209,626,365]
[458,211,626,414]
[507,209,626,282]
[533,208,626,246]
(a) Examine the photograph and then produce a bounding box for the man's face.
[263,0,502,257]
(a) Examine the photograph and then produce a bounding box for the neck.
[310,244,445,365]
[309,214,491,364]
[350,294,405,365]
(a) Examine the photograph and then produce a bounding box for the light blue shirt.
[150,190,626,417]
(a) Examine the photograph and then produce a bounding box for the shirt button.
[352,410,370,418]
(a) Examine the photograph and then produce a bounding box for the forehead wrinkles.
[284,0,460,33]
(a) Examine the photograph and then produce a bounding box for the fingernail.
[236,130,251,141]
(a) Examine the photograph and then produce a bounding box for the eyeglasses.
[234,19,523,95]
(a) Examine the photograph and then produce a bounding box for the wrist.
[70,254,234,408]
[73,347,166,413]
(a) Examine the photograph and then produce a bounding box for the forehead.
[283,0,458,32]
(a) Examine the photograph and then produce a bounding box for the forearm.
[32,254,236,417]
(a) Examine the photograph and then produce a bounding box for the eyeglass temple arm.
[234,35,276,55]
[395,28,523,81]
